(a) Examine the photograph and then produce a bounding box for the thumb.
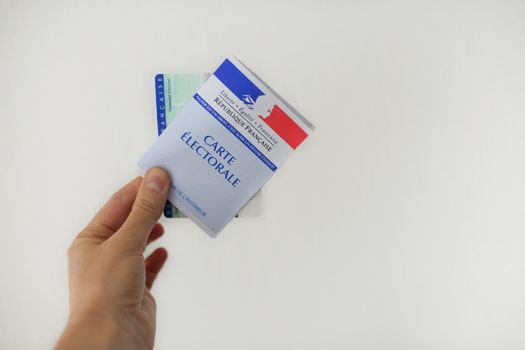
[117,167,170,252]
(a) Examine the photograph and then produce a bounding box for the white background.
[1,1,525,349]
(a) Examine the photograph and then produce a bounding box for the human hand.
[55,168,171,350]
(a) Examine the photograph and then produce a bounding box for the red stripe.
[259,105,307,149]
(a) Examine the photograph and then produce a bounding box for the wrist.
[55,309,131,350]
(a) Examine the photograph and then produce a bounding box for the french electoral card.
[154,73,262,218]
[142,57,315,237]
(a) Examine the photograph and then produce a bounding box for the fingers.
[145,248,168,289]
[77,177,142,243]
[147,223,164,245]
[117,168,170,252]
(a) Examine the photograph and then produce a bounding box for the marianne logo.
[214,58,307,150]
[215,59,265,110]
[241,94,257,109]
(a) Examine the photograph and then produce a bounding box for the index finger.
[76,177,142,244]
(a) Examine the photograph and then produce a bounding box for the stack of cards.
[142,57,314,237]
[154,73,261,218]
[154,73,209,218]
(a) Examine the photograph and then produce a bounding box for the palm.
[59,173,170,350]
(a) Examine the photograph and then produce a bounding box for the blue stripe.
[213,59,264,108]
[155,74,167,136]
[155,74,175,217]
[193,93,277,172]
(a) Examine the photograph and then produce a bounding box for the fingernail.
[145,168,168,192]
